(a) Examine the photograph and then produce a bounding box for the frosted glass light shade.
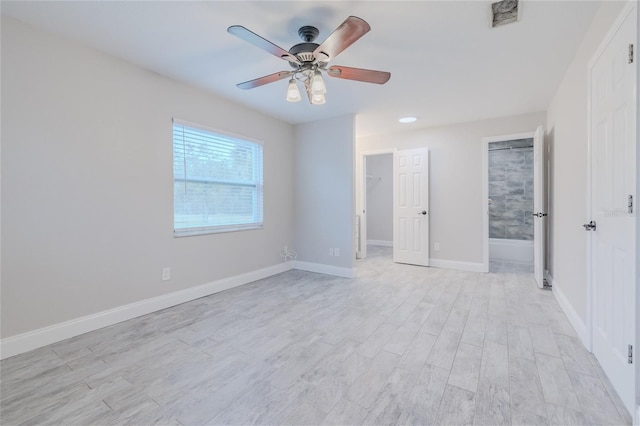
[311,93,326,105]
[311,71,326,95]
[286,78,301,102]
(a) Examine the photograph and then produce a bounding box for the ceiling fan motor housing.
[288,25,332,67]
[289,42,320,65]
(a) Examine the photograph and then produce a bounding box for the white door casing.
[533,125,546,288]
[393,148,429,266]
[588,2,636,416]
[358,155,368,259]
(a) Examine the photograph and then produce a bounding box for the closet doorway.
[358,148,430,267]
[358,152,393,259]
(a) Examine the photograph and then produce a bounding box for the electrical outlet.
[434,242,440,251]
[162,267,171,281]
[334,248,340,256]
[329,248,334,256]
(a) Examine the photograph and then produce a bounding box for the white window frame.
[172,118,264,237]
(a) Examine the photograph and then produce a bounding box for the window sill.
[174,224,263,238]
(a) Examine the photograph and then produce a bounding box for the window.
[173,119,263,236]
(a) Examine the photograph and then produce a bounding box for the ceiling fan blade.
[313,16,371,62]
[327,66,391,84]
[228,25,301,64]
[236,71,292,90]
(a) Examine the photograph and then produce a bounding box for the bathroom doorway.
[481,130,542,274]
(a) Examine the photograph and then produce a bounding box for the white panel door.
[393,148,429,266]
[589,5,636,415]
[533,125,546,288]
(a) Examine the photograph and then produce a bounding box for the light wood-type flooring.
[0,246,631,425]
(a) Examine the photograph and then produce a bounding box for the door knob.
[417,210,427,215]
[532,212,548,217]
[583,221,596,231]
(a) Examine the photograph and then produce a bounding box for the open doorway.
[487,137,535,271]
[482,128,545,280]
[358,151,394,259]
[365,154,393,248]
[358,148,430,266]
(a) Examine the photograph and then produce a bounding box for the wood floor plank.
[529,323,561,357]
[357,323,397,358]
[345,350,400,409]
[535,352,581,410]
[567,370,626,425]
[474,381,511,425]
[508,324,535,361]
[436,384,476,425]
[554,333,597,377]
[479,339,509,388]
[396,331,437,373]
[362,367,418,425]
[322,398,369,425]
[382,321,421,355]
[427,329,461,371]
[448,342,482,393]
[397,364,449,425]
[509,356,547,417]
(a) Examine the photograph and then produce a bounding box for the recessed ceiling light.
[399,116,417,123]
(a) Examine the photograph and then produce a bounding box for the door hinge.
[628,345,633,364]
[628,195,633,214]
[629,44,634,64]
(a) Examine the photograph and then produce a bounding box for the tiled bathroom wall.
[488,138,534,240]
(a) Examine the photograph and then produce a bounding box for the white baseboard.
[429,258,485,273]
[548,274,589,347]
[293,260,357,278]
[367,239,393,247]
[0,262,293,360]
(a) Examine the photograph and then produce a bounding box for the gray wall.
[1,17,296,338]
[294,116,355,270]
[366,154,393,243]
[357,112,545,264]
[488,139,534,240]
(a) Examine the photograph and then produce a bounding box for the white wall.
[294,116,355,272]
[545,1,625,332]
[366,154,393,243]
[1,17,295,339]
[357,112,545,266]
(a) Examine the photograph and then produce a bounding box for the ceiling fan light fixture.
[311,70,327,95]
[286,78,301,102]
[311,93,326,105]
[228,17,390,105]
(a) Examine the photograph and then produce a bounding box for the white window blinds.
[173,120,263,236]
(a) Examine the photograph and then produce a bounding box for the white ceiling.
[2,1,601,137]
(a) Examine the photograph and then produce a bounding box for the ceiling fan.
[227,16,391,105]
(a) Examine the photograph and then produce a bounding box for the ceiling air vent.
[491,0,519,27]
